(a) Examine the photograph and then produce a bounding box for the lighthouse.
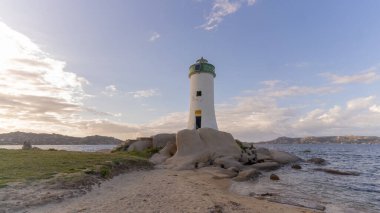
[187,57,218,130]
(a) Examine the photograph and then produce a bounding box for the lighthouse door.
[195,116,201,129]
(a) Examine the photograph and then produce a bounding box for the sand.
[23,168,318,213]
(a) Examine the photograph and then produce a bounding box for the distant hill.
[0,132,124,145]
[258,136,380,144]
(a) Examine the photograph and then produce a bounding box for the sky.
[0,0,380,141]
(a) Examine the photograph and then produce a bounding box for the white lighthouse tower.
[187,57,218,130]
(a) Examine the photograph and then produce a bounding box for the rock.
[127,140,153,152]
[303,149,311,153]
[149,153,169,164]
[201,167,238,179]
[22,141,32,150]
[165,128,241,170]
[227,167,240,173]
[269,150,301,164]
[256,148,272,161]
[313,168,360,176]
[152,133,176,149]
[251,162,281,171]
[270,174,280,181]
[307,158,327,165]
[291,164,302,170]
[240,153,249,163]
[233,168,261,182]
[159,141,177,157]
[214,156,243,169]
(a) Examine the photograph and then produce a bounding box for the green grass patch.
[0,149,151,187]
[124,147,160,159]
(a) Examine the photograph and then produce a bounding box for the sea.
[0,144,118,152]
[231,144,380,213]
[1,143,379,212]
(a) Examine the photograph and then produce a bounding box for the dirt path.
[25,169,317,213]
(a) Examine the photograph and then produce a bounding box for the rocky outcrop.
[127,139,153,152]
[152,134,176,149]
[165,128,241,170]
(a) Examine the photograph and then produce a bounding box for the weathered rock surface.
[255,148,272,161]
[269,150,301,164]
[149,153,169,164]
[127,140,153,152]
[251,162,281,171]
[233,169,261,182]
[214,156,244,169]
[165,128,241,170]
[313,168,360,176]
[152,133,176,149]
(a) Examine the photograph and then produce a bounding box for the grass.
[0,149,151,188]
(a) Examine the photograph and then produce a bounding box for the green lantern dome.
[188,57,216,78]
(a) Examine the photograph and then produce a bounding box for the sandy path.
[26,169,317,213]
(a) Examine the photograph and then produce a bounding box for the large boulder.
[256,147,272,161]
[165,128,241,170]
[269,150,301,164]
[214,156,244,169]
[159,140,177,157]
[152,133,176,149]
[127,139,153,152]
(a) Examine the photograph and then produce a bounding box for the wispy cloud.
[101,85,118,97]
[321,67,380,84]
[127,89,160,98]
[149,32,161,42]
[199,0,257,31]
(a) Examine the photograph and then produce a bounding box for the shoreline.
[24,168,319,213]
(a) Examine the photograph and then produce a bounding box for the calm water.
[0,144,117,152]
[231,144,380,213]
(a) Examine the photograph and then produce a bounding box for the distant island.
[0,132,123,145]
[258,136,380,144]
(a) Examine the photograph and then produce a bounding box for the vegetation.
[117,147,160,159]
[0,149,152,188]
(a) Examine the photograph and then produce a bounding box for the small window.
[195,64,201,71]
[196,91,202,96]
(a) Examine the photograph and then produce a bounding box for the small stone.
[270,174,280,181]
[291,164,302,170]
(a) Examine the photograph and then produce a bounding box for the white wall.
[187,72,218,130]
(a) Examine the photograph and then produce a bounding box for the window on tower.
[195,64,201,71]
[196,91,202,96]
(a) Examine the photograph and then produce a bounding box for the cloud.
[149,32,160,42]
[369,105,380,113]
[101,85,118,97]
[347,96,375,110]
[127,89,160,98]
[199,0,257,31]
[321,67,380,84]
[0,21,89,133]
